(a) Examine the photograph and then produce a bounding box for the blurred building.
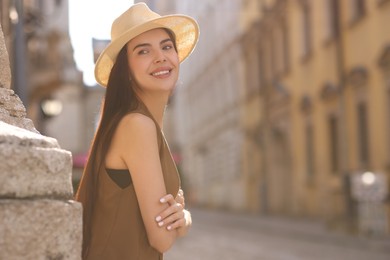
[144,0,261,210]
[148,0,390,233]
[250,0,390,232]
[0,1,106,190]
[0,0,84,147]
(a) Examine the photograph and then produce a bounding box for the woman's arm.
[113,113,178,253]
[155,189,192,237]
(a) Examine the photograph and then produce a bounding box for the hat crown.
[111,3,160,41]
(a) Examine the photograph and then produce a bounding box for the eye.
[137,49,149,55]
[162,44,174,51]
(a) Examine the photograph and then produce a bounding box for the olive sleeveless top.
[85,103,180,260]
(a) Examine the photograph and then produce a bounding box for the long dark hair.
[75,28,177,259]
[75,45,139,258]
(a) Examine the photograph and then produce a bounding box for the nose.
[154,49,166,63]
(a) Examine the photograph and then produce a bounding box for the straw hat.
[94,2,199,87]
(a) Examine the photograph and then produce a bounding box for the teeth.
[152,70,169,76]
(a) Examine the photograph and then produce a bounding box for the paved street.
[165,207,390,260]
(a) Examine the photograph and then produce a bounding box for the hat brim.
[94,15,199,87]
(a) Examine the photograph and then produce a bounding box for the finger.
[175,195,184,207]
[159,194,175,205]
[158,210,185,229]
[155,203,183,225]
[178,189,184,197]
[159,209,185,229]
[175,190,185,207]
[178,199,185,208]
[166,216,186,231]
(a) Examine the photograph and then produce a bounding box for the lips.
[151,67,172,78]
[152,70,170,76]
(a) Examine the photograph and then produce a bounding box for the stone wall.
[0,24,82,259]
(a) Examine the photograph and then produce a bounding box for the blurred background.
[1,0,390,259]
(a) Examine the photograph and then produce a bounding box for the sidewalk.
[189,207,390,254]
[165,207,390,259]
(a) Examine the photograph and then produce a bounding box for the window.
[387,82,390,161]
[263,34,273,81]
[349,0,366,23]
[328,115,339,173]
[299,2,312,58]
[274,25,284,75]
[323,0,340,41]
[245,41,260,94]
[282,23,290,73]
[305,123,315,180]
[377,0,390,6]
[357,102,369,166]
[273,22,289,75]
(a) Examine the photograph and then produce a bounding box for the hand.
[175,189,185,208]
[155,193,186,231]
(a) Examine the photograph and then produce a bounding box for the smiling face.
[126,28,179,97]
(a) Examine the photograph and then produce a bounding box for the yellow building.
[244,0,390,232]
[138,0,390,233]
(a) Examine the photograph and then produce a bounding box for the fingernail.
[158,221,164,227]
[160,198,166,203]
[155,216,161,222]
[167,226,172,230]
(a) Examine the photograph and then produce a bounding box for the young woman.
[75,3,199,259]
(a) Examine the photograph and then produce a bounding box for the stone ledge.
[0,112,36,132]
[0,122,73,199]
[0,199,82,260]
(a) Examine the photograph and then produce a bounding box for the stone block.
[0,199,82,260]
[0,122,73,199]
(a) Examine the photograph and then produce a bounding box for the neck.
[137,93,169,129]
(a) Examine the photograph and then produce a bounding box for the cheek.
[128,58,145,78]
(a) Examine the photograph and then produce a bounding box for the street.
[165,207,390,260]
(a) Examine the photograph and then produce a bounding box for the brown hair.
[75,28,177,258]
[75,45,138,258]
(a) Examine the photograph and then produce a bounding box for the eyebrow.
[133,38,173,51]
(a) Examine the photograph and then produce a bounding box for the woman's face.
[126,28,179,95]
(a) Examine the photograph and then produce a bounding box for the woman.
[75,3,199,259]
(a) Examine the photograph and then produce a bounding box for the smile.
[151,70,170,76]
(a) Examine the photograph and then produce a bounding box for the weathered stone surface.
[0,24,37,133]
[0,88,37,133]
[0,21,82,260]
[0,88,27,117]
[0,23,11,89]
[0,199,82,260]
[0,121,73,199]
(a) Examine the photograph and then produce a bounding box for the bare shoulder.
[117,112,156,135]
[106,113,157,168]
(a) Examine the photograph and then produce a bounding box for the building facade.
[137,0,390,233]
[158,0,260,210]
[243,0,390,232]
[0,0,84,150]
[0,1,105,190]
